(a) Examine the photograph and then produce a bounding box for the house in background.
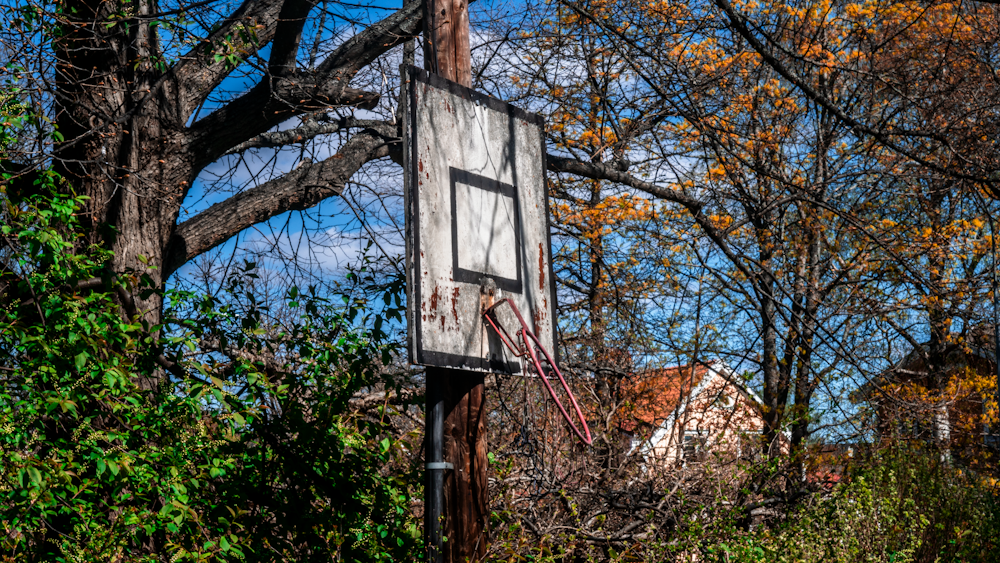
[620,360,784,467]
[804,443,856,491]
[856,341,996,455]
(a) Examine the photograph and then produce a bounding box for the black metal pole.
[425,370,445,563]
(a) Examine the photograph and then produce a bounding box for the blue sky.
[168,0,523,296]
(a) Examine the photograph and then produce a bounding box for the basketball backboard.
[403,66,557,373]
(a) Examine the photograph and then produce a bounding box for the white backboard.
[403,66,557,373]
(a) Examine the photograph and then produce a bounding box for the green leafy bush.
[0,187,421,562]
[709,448,1000,563]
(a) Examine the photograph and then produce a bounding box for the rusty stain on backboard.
[538,243,545,291]
[429,285,441,312]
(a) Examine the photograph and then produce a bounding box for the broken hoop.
[483,298,592,445]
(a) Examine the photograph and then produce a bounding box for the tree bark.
[41,0,425,327]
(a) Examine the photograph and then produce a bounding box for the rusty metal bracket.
[425,462,454,470]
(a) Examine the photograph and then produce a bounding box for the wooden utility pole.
[422,1,488,562]
[425,0,472,87]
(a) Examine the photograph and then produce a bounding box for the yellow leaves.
[576,127,619,149]
[707,214,733,230]
[557,194,657,230]
[881,366,1000,452]
[706,165,726,182]
[843,2,875,21]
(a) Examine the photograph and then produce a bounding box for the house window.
[629,435,644,453]
[713,392,734,409]
[682,429,708,462]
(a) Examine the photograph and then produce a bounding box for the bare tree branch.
[185,0,424,173]
[171,0,287,121]
[315,0,425,76]
[165,124,394,276]
[223,115,385,154]
[268,0,315,76]
[187,78,378,171]
[547,154,702,210]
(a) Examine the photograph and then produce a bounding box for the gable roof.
[855,340,997,403]
[620,360,762,433]
[624,362,712,429]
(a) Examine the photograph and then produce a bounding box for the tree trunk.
[43,0,424,324]
[789,209,823,450]
[759,277,787,456]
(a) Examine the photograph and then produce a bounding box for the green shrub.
[0,188,421,562]
[711,448,1000,563]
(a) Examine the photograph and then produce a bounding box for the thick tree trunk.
[54,0,191,323]
[43,0,423,324]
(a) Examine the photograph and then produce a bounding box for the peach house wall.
[646,375,768,465]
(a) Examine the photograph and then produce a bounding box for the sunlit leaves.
[0,188,420,561]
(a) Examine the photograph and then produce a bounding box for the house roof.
[619,360,760,433]
[855,339,997,403]
[622,362,712,430]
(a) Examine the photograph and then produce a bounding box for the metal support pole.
[425,370,446,563]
